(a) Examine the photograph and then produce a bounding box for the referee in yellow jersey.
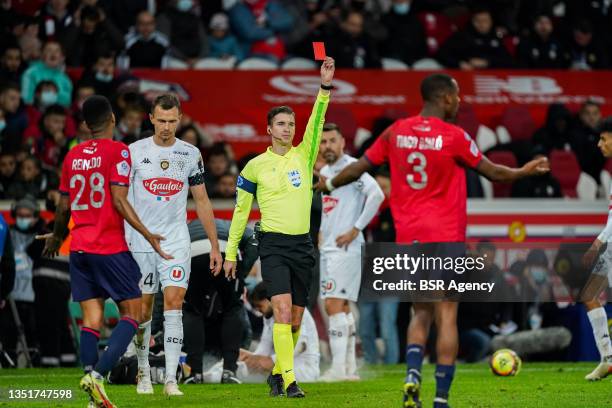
[223,57,335,398]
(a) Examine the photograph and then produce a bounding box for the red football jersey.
[365,116,482,243]
[59,139,132,254]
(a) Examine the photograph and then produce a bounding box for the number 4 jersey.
[126,137,205,252]
[59,138,132,254]
[365,116,482,243]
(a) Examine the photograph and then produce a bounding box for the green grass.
[0,363,610,407]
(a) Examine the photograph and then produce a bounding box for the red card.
[312,42,326,60]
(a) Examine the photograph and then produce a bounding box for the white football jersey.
[126,137,204,252]
[319,154,382,253]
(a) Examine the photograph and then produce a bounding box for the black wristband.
[320,83,333,90]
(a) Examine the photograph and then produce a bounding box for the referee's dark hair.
[267,105,294,126]
[82,95,113,134]
[249,281,268,304]
[420,73,456,103]
[151,93,182,114]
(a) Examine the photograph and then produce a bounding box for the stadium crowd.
[0,0,609,379]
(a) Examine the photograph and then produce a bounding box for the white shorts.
[320,251,361,302]
[133,246,191,294]
[592,246,612,287]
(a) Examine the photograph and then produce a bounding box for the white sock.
[135,319,151,370]
[346,312,357,376]
[328,313,349,375]
[587,307,612,362]
[163,310,183,383]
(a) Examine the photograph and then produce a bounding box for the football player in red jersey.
[41,95,170,408]
[317,74,549,408]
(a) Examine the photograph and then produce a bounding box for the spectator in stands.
[517,13,570,69]
[177,123,207,148]
[228,0,294,62]
[157,0,209,68]
[208,13,244,62]
[205,143,233,195]
[511,147,562,198]
[567,0,612,52]
[38,0,73,42]
[325,9,381,68]
[437,7,514,70]
[0,45,25,84]
[18,31,42,64]
[24,81,79,138]
[23,104,72,168]
[123,11,169,68]
[72,82,95,113]
[114,104,144,144]
[380,0,427,66]
[344,0,388,44]
[77,52,118,98]
[59,5,124,68]
[21,41,72,107]
[99,0,150,34]
[532,103,573,153]
[568,19,609,70]
[0,152,17,198]
[0,83,28,152]
[212,172,237,199]
[6,155,57,199]
[570,100,606,182]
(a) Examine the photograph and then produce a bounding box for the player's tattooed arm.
[476,155,550,182]
[39,195,70,258]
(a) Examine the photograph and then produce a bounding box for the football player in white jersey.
[582,116,612,381]
[127,94,222,396]
[317,123,384,381]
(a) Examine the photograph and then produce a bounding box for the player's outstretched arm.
[39,195,70,258]
[315,156,372,193]
[476,155,550,182]
[191,183,222,276]
[110,184,173,260]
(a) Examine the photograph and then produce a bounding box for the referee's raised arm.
[296,57,335,170]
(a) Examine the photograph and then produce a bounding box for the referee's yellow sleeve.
[296,89,330,169]
[226,162,256,262]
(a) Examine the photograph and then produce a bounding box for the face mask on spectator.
[0,120,5,132]
[530,267,548,284]
[393,3,410,14]
[40,90,58,107]
[176,0,193,12]
[15,217,33,231]
[95,71,113,83]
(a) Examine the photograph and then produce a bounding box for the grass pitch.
[0,363,610,407]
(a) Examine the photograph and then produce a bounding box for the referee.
[223,57,335,398]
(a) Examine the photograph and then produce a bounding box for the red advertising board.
[132,69,612,158]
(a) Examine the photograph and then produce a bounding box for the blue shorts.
[70,251,142,303]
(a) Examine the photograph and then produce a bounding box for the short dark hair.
[476,240,496,254]
[43,104,66,118]
[323,122,342,134]
[82,95,113,133]
[420,73,456,103]
[0,82,20,94]
[267,106,294,126]
[598,116,612,134]
[249,282,268,304]
[35,80,58,93]
[151,93,181,114]
[81,5,100,22]
[581,99,600,111]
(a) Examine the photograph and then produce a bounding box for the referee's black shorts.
[259,232,315,307]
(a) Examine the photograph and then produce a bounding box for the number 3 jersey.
[59,138,132,254]
[365,116,482,243]
[126,137,205,252]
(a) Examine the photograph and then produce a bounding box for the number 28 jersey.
[365,116,482,243]
[59,138,132,254]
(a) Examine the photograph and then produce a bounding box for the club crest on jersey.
[287,169,301,187]
[322,195,339,214]
[160,160,170,170]
[322,279,336,294]
[170,266,185,282]
[143,177,184,197]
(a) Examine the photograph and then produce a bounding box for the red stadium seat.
[418,12,454,55]
[499,105,536,141]
[487,151,517,197]
[550,150,581,198]
[456,104,480,138]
